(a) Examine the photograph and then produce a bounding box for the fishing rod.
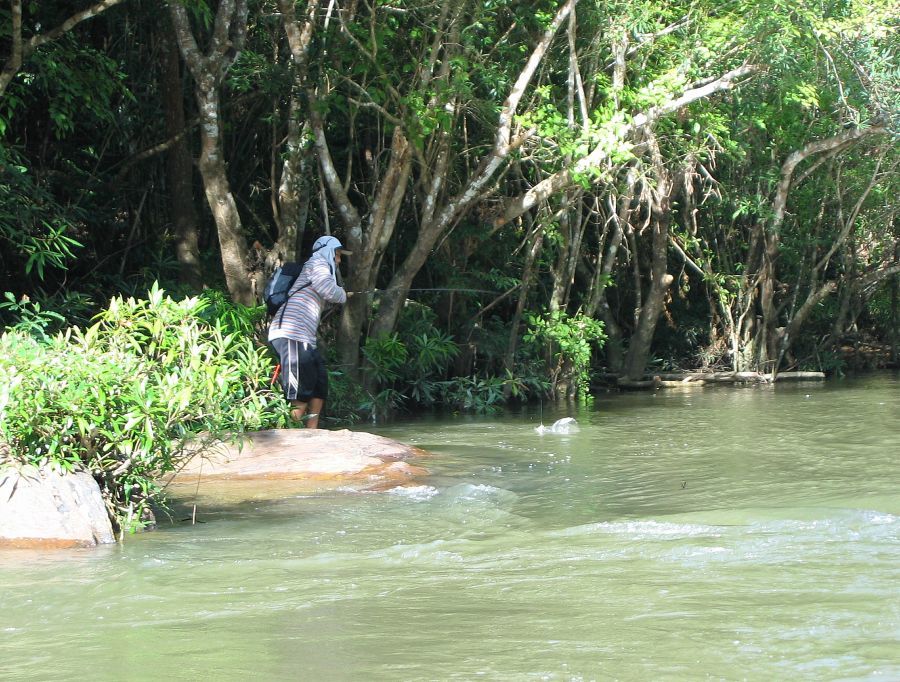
[319,286,497,319]
[346,287,500,296]
[319,287,503,325]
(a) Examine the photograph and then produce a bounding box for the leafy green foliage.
[0,284,287,532]
[0,292,67,341]
[0,147,84,287]
[360,301,538,415]
[362,332,409,384]
[438,375,507,414]
[524,311,606,397]
[362,302,463,413]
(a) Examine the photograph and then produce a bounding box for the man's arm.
[310,261,347,304]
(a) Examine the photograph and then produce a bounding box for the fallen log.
[642,371,771,384]
[705,372,772,384]
[773,371,825,381]
[609,369,826,389]
[651,373,711,382]
[659,379,706,388]
[616,376,661,390]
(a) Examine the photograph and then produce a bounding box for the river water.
[1,374,898,680]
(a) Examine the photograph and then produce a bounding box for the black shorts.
[270,338,328,402]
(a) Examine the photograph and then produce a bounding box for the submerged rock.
[0,465,115,549]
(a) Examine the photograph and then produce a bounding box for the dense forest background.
[2,0,898,400]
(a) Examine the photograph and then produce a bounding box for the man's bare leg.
[305,397,324,429]
[289,400,307,425]
[289,397,324,428]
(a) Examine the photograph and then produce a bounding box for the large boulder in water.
[0,465,115,549]
[163,428,428,505]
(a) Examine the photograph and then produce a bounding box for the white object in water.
[535,417,579,434]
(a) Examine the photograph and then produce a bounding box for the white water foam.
[535,417,579,434]
[387,485,440,501]
[553,519,723,539]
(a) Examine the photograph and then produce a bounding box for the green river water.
[1,374,898,681]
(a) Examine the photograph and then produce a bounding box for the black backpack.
[263,263,309,317]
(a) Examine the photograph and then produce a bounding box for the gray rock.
[0,465,115,548]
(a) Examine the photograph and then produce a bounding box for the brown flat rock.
[162,429,429,504]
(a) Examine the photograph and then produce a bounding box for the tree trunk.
[623,211,674,379]
[195,88,255,304]
[309,113,412,375]
[270,0,321,267]
[162,30,202,290]
[776,135,890,353]
[623,146,674,380]
[892,238,899,364]
[168,0,254,305]
[503,215,544,394]
[584,168,638,373]
[731,125,889,372]
[268,93,312,269]
[549,190,586,313]
[0,0,24,98]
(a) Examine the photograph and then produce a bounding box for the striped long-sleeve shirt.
[268,257,346,347]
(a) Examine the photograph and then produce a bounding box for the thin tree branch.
[27,0,126,52]
[773,124,888,231]
[1,0,125,97]
[496,64,759,227]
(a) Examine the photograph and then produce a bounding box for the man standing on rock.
[268,235,351,428]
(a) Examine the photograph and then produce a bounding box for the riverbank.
[1,428,427,549]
